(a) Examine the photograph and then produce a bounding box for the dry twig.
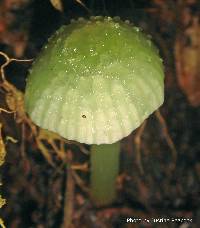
[72,169,89,193]
[155,110,177,170]
[134,120,147,174]
[62,150,75,228]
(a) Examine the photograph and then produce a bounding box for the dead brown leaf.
[175,8,200,106]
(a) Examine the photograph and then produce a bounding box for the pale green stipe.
[90,142,120,206]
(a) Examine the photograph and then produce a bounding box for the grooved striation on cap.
[25,17,164,145]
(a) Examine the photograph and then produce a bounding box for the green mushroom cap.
[25,16,164,145]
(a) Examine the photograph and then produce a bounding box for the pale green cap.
[25,17,164,144]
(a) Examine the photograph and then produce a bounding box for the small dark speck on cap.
[82,115,86,118]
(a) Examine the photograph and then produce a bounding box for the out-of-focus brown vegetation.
[0,0,199,227]
[0,123,6,228]
[175,0,200,107]
[0,0,29,57]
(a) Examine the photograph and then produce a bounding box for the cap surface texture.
[25,17,164,144]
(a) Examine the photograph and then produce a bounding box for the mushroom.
[25,16,164,206]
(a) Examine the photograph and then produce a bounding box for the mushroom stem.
[90,141,120,206]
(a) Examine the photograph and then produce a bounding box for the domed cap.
[25,17,164,145]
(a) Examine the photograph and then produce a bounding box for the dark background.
[0,0,199,227]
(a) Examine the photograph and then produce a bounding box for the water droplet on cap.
[95,16,103,20]
[113,16,120,21]
[78,17,85,22]
[90,16,95,21]
[115,23,120,29]
[147,40,151,46]
[134,27,140,32]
